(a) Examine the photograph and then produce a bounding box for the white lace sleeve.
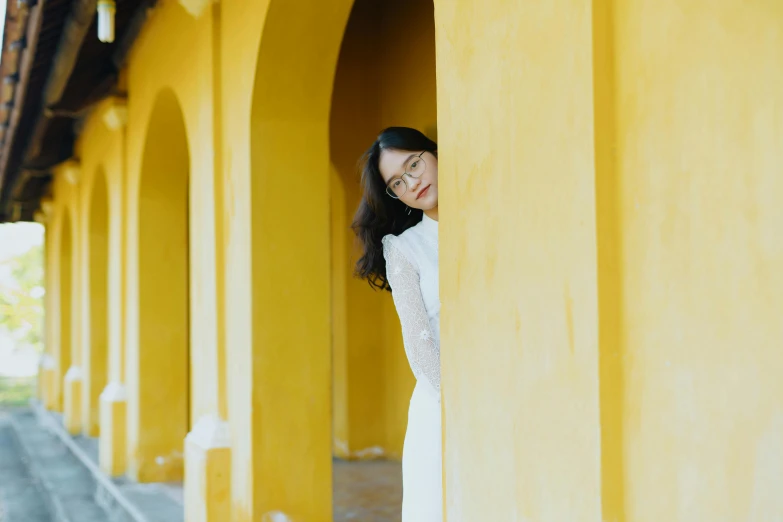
[383,237,441,391]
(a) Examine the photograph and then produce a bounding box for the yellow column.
[181,3,231,520]
[185,417,230,522]
[63,366,84,434]
[39,204,59,410]
[81,169,110,437]
[62,162,84,435]
[222,0,354,518]
[100,382,127,476]
[53,202,74,413]
[437,1,602,520]
[245,0,360,517]
[99,99,129,477]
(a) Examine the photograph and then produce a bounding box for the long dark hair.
[352,127,437,291]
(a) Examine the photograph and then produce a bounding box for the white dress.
[382,213,442,522]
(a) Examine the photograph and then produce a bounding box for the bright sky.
[0,224,44,377]
[0,224,44,376]
[0,222,44,262]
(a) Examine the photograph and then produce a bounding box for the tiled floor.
[3,410,110,521]
[333,459,402,521]
[17,406,402,521]
[0,412,52,522]
[38,406,184,522]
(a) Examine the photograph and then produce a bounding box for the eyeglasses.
[385,152,427,199]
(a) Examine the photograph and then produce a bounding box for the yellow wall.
[436,0,602,520]
[612,1,783,520]
[437,0,783,521]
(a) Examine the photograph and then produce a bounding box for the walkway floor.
[0,411,52,522]
[2,409,111,522]
[28,407,183,522]
[2,406,403,522]
[334,459,403,521]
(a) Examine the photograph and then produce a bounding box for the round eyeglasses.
[385,152,427,199]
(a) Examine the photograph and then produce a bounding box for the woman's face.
[378,149,439,211]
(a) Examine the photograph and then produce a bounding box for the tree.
[0,243,45,351]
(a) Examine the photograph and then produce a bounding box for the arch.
[134,88,191,482]
[329,0,437,516]
[248,0,437,518]
[248,0,355,518]
[84,167,110,436]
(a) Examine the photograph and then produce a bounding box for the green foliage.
[0,376,36,406]
[0,244,45,351]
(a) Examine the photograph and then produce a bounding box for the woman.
[353,127,442,521]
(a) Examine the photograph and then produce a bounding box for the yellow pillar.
[40,209,59,410]
[63,366,84,435]
[39,354,57,409]
[54,205,74,413]
[436,1,602,520]
[81,169,110,437]
[222,0,356,518]
[173,3,232,520]
[247,0,362,517]
[99,382,127,476]
[61,162,84,435]
[99,98,130,476]
[185,416,230,522]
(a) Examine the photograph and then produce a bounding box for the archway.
[85,169,109,436]
[135,89,191,482]
[248,1,355,519]
[248,0,436,518]
[57,210,74,411]
[329,0,437,518]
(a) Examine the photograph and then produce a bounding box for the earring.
[406,206,412,215]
